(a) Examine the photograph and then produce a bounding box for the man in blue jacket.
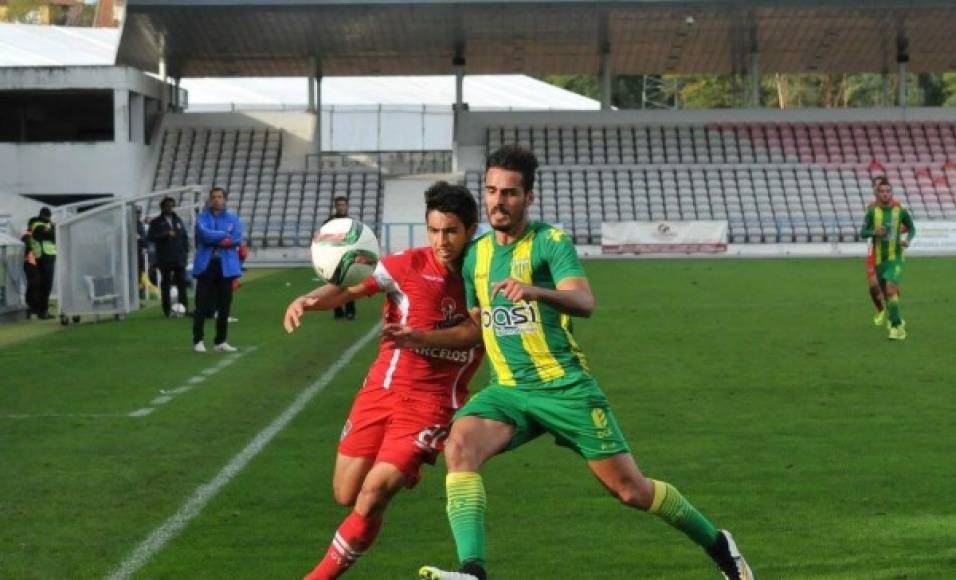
[192,187,243,353]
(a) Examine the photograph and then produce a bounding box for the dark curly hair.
[424,181,478,228]
[485,145,539,192]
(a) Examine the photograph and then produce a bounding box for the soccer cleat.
[214,342,238,353]
[888,325,907,341]
[193,341,207,353]
[873,309,886,326]
[419,566,479,580]
[708,530,754,580]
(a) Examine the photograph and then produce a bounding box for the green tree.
[2,0,38,23]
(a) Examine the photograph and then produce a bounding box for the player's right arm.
[283,283,368,333]
[383,308,483,349]
[860,207,877,239]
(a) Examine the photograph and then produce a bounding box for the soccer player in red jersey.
[864,176,905,326]
[283,182,484,579]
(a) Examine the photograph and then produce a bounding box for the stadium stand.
[149,127,382,248]
[468,121,956,243]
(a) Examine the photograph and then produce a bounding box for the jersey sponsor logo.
[481,303,539,337]
[422,274,444,283]
[415,424,449,451]
[412,346,472,362]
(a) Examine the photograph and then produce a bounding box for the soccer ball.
[171,303,186,318]
[311,218,380,287]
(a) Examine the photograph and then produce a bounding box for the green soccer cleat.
[419,566,478,580]
[873,309,886,326]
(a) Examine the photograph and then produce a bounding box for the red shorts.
[338,387,453,488]
[866,253,877,283]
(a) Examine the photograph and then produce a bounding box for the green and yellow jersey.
[462,222,590,390]
[861,204,916,266]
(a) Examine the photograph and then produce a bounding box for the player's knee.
[443,436,474,471]
[612,480,653,510]
[332,483,359,507]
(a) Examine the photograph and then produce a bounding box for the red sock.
[304,511,383,580]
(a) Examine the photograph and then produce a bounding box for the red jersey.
[359,247,483,409]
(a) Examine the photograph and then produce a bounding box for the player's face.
[426,210,475,266]
[334,200,348,216]
[484,167,533,233]
[876,185,893,205]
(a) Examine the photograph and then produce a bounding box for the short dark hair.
[210,186,227,197]
[39,207,51,218]
[160,196,175,206]
[876,177,891,189]
[425,181,478,229]
[486,145,539,192]
[334,196,348,204]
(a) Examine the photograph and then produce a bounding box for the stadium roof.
[0,23,598,109]
[117,0,956,77]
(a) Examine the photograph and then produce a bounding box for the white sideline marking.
[106,324,381,580]
[128,346,259,418]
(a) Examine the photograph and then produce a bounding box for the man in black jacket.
[323,196,356,321]
[147,197,190,318]
[25,208,56,319]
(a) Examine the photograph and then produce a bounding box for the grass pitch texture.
[1,260,954,579]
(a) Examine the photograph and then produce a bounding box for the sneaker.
[227,316,239,323]
[707,530,754,580]
[872,309,886,326]
[193,341,207,353]
[419,567,479,580]
[214,342,238,353]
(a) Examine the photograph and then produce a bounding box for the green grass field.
[2,259,955,579]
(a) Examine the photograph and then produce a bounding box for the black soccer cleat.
[707,529,754,580]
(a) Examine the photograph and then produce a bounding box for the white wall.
[162,111,319,171]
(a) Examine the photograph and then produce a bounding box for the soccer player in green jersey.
[861,177,916,340]
[385,146,753,579]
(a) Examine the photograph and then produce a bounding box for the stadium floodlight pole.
[749,51,760,108]
[452,55,465,172]
[896,34,909,109]
[599,44,612,111]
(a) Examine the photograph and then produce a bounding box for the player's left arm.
[901,209,916,246]
[492,277,594,318]
[493,227,593,317]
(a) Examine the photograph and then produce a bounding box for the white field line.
[106,323,381,580]
[127,346,259,418]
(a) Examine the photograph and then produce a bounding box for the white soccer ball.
[310,218,380,287]
[171,302,186,317]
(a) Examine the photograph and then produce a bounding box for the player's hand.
[492,277,538,303]
[901,239,910,248]
[219,237,233,248]
[874,226,886,237]
[382,323,425,348]
[283,297,307,333]
[168,230,176,237]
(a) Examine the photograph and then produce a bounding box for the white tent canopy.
[0,23,599,111]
